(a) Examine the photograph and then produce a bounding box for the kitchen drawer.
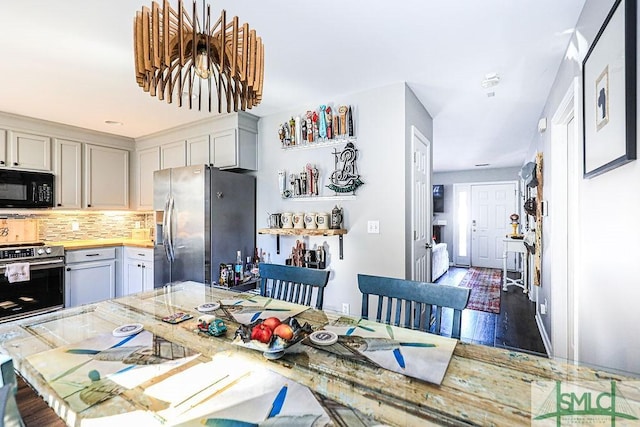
[124,247,153,261]
[66,247,116,263]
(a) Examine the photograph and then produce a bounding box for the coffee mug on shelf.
[281,212,293,229]
[316,212,329,230]
[269,213,281,229]
[304,212,317,229]
[293,212,305,229]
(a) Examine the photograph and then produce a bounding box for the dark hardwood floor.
[436,266,547,356]
[16,375,65,427]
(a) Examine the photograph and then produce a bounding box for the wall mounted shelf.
[283,195,356,202]
[281,137,356,151]
[258,228,347,259]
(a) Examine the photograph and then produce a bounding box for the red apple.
[262,316,281,331]
[273,323,294,341]
[251,323,273,344]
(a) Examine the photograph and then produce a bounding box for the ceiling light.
[104,120,123,126]
[481,73,501,89]
[134,0,264,114]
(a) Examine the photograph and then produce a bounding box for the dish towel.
[4,263,30,283]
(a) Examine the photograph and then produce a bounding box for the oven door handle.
[1,259,65,268]
[0,259,65,272]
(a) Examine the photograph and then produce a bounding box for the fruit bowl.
[233,317,313,359]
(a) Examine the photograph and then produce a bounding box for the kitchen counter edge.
[47,239,155,250]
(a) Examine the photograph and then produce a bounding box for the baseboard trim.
[535,313,552,357]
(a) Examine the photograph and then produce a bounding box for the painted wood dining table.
[0,281,638,426]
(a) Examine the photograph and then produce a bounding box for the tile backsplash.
[0,212,154,242]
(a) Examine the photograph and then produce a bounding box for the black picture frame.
[433,184,444,213]
[582,0,637,178]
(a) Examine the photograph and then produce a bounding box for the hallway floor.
[437,266,547,356]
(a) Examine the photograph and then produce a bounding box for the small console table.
[502,238,528,293]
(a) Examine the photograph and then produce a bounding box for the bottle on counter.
[249,248,260,278]
[234,251,243,286]
[245,256,253,280]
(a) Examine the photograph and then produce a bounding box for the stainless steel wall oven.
[0,243,64,322]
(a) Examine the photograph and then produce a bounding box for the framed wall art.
[582,0,637,178]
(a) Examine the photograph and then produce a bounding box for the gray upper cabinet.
[136,147,160,210]
[211,113,258,171]
[85,144,129,209]
[4,131,51,171]
[160,140,187,169]
[53,138,83,209]
[186,135,211,166]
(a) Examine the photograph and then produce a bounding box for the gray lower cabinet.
[65,247,116,307]
[122,247,154,296]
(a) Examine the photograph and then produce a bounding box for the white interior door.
[471,182,516,269]
[411,126,432,282]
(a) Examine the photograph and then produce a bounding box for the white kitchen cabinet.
[65,248,116,307]
[160,140,187,169]
[2,131,51,171]
[136,147,160,210]
[121,247,154,296]
[53,138,82,209]
[186,135,211,166]
[84,144,129,209]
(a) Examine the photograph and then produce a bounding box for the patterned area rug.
[458,267,502,314]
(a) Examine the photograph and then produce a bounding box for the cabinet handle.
[13,162,18,166]
[87,204,92,207]
[66,267,71,271]
[137,253,145,257]
[0,161,4,165]
[57,203,62,207]
[85,253,101,257]
[142,264,145,269]
[137,264,141,267]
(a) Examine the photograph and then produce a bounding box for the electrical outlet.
[71,221,80,231]
[540,299,547,315]
[367,220,380,234]
[134,221,141,229]
[342,303,350,315]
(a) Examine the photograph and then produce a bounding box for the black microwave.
[0,170,54,208]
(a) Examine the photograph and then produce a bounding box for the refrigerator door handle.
[163,195,172,263]
[167,196,176,262]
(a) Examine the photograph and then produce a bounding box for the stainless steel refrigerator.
[153,164,256,287]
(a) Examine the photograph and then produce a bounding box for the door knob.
[424,242,432,249]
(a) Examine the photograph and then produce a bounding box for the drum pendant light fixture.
[133,0,264,113]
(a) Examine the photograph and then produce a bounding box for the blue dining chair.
[259,264,330,309]
[357,274,471,339]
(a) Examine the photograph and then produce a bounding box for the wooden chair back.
[259,263,330,309]
[357,274,471,339]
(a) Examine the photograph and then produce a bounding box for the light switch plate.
[367,220,380,234]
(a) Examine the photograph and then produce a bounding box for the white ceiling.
[0,0,586,172]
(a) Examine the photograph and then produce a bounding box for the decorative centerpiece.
[233,317,313,359]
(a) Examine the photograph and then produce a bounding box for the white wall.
[529,0,640,374]
[256,82,430,315]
